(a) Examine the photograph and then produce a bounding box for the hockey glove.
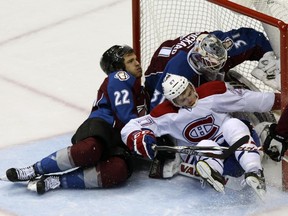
[251,51,281,91]
[263,124,288,162]
[149,135,176,179]
[127,129,156,159]
[258,51,279,79]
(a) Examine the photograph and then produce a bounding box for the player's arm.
[213,27,273,59]
[121,116,158,159]
[214,28,280,90]
[120,103,172,159]
[210,81,275,113]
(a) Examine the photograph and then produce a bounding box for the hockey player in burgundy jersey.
[145,27,280,109]
[5,45,150,194]
[121,74,284,198]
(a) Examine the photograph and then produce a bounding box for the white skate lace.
[44,176,60,191]
[16,166,36,180]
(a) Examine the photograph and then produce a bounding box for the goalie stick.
[153,135,254,159]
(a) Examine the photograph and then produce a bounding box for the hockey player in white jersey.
[121,74,284,198]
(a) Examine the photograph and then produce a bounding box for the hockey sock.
[34,147,74,175]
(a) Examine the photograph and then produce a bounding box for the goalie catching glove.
[251,51,281,91]
[127,129,156,159]
[263,123,288,162]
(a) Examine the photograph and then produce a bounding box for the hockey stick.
[153,135,254,159]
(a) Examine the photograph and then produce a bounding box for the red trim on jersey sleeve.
[196,81,227,99]
[150,100,179,118]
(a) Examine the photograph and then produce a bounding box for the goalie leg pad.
[162,153,182,178]
[149,157,164,179]
[149,152,179,179]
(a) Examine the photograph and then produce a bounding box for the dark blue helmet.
[100,45,134,74]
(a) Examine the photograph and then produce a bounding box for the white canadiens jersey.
[121,81,275,147]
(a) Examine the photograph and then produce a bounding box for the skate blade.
[246,176,266,201]
[0,175,9,181]
[27,180,38,192]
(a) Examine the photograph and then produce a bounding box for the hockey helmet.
[188,34,227,74]
[100,45,134,74]
[162,73,190,101]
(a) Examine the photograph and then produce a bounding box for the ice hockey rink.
[0,0,288,215]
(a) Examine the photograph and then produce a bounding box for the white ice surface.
[1,0,288,215]
[1,135,288,216]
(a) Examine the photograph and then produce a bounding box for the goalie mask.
[100,45,134,74]
[188,34,227,77]
[162,73,198,107]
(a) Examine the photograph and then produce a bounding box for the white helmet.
[188,33,227,75]
[162,73,189,101]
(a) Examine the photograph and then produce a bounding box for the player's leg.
[195,140,226,193]
[6,136,104,182]
[28,156,130,194]
[222,118,266,198]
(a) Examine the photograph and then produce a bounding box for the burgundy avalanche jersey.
[89,71,150,130]
[145,27,273,109]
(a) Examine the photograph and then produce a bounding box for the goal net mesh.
[133,0,288,190]
[135,0,287,92]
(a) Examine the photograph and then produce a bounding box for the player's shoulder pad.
[108,71,136,88]
[150,100,180,118]
[196,81,227,99]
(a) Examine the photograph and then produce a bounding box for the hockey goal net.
[132,0,288,190]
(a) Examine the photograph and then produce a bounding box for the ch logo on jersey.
[183,115,219,144]
[114,71,130,81]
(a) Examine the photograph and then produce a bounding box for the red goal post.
[132,0,288,190]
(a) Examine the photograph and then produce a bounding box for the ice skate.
[28,175,61,195]
[196,160,225,193]
[6,166,37,182]
[245,169,266,199]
